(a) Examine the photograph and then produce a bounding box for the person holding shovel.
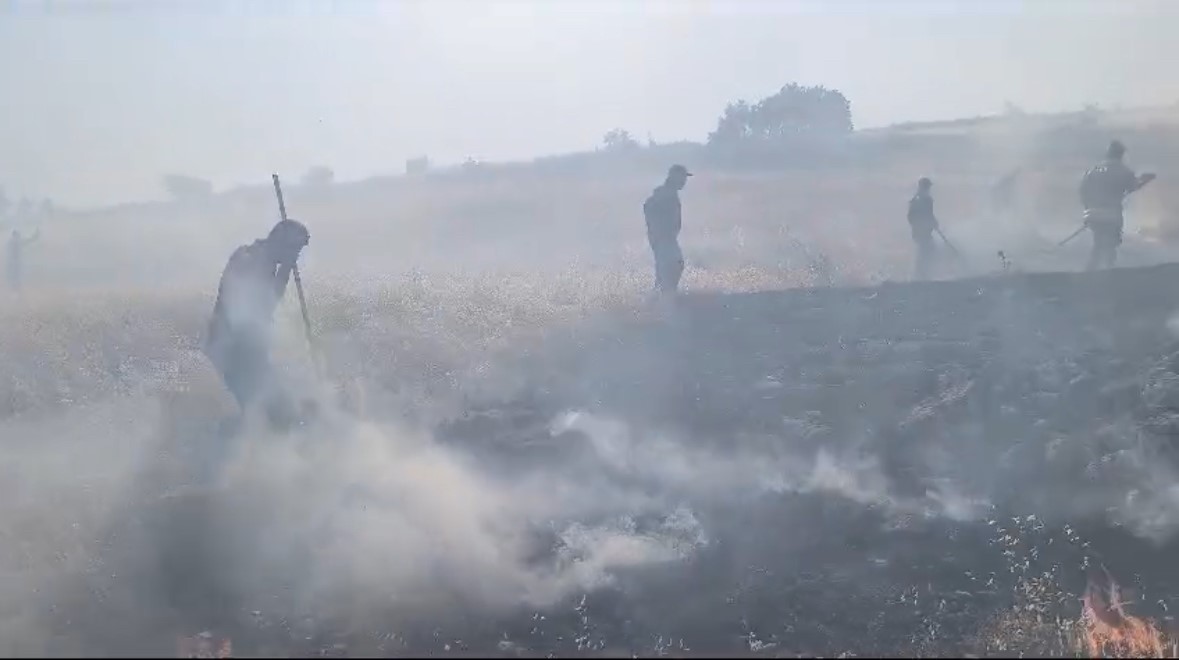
[204,218,311,430]
[1078,140,1155,271]
[907,177,941,280]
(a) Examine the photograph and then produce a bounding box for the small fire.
[176,631,232,659]
[1081,569,1172,658]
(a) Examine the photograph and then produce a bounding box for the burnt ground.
[430,264,1179,656]
[33,262,1179,657]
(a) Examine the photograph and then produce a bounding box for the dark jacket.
[206,240,291,359]
[1080,159,1138,214]
[644,183,682,244]
[907,192,938,236]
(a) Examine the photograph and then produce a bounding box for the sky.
[0,0,1176,207]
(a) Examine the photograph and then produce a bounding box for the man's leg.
[650,239,669,293]
[220,350,266,412]
[914,236,933,280]
[233,348,299,431]
[1085,242,1100,271]
[655,242,664,291]
[1106,219,1124,269]
[665,241,684,293]
[201,343,256,483]
[1086,226,1104,271]
[1086,222,1117,271]
[1098,241,1117,269]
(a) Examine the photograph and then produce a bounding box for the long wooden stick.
[272,174,321,377]
[1058,223,1088,247]
[935,226,960,256]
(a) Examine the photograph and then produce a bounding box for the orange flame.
[1081,570,1171,658]
[176,632,232,659]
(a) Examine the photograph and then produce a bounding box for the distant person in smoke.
[1079,140,1156,271]
[907,177,939,280]
[6,228,40,291]
[643,164,691,295]
[204,218,311,431]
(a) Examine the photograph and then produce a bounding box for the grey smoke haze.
[1,0,1176,207]
[4,1,1179,653]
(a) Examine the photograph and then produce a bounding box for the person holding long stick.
[204,217,311,429]
[907,176,941,280]
[1078,140,1155,271]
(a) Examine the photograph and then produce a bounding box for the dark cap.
[668,164,693,178]
[268,218,310,246]
[918,176,933,188]
[1107,140,1126,159]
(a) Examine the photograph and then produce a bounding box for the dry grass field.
[4,108,1179,655]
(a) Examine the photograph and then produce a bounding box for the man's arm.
[1131,172,1157,194]
[670,196,682,237]
[1118,164,1154,196]
[645,189,674,239]
[909,197,937,228]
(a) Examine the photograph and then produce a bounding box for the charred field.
[6,111,1179,656]
[6,260,1179,656]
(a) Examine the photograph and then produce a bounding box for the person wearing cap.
[204,218,311,423]
[1078,140,1156,270]
[907,176,939,280]
[643,164,692,294]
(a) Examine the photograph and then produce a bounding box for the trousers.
[913,232,936,280]
[1086,213,1124,271]
[649,236,684,293]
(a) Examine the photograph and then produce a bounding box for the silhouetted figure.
[907,177,938,280]
[643,164,691,295]
[1079,140,1155,271]
[6,228,39,291]
[204,219,310,428]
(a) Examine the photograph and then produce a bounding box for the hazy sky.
[1,0,1176,207]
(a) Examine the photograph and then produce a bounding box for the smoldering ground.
[0,337,955,654]
[8,256,1179,655]
[4,146,1179,654]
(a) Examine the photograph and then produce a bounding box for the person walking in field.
[1078,140,1155,271]
[643,164,692,295]
[907,177,939,280]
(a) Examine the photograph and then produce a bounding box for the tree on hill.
[707,83,853,149]
[602,128,640,152]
